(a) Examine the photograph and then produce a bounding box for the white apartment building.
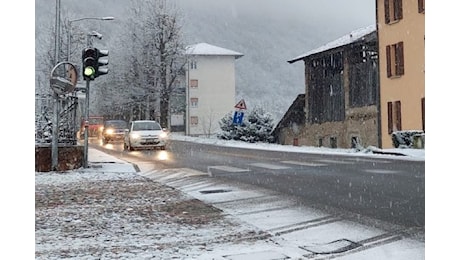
[185,43,243,136]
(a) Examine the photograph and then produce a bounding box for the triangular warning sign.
[234,99,247,110]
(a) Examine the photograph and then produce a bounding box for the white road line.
[316,159,354,164]
[281,160,327,167]
[364,169,400,174]
[250,163,291,170]
[207,165,250,173]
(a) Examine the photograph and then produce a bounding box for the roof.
[271,94,306,138]
[185,43,244,59]
[288,24,376,64]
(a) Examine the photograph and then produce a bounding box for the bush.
[217,106,275,143]
[391,130,425,148]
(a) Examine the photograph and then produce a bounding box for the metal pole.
[83,79,90,168]
[51,0,61,171]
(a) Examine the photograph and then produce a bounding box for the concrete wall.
[35,145,84,172]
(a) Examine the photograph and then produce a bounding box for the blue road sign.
[233,111,244,125]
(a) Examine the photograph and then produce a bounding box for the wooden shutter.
[396,0,403,20]
[396,42,404,75]
[386,45,392,77]
[418,0,425,13]
[395,101,402,130]
[387,102,393,134]
[384,0,390,24]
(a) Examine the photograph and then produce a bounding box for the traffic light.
[82,48,98,81]
[96,49,109,77]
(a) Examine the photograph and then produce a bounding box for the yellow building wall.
[377,0,425,148]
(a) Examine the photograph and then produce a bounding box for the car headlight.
[130,133,140,139]
[159,132,168,139]
[105,129,114,135]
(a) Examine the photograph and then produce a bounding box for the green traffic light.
[84,66,95,77]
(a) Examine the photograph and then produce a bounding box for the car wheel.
[128,142,134,151]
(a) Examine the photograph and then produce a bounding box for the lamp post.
[67,16,114,62]
[65,16,113,168]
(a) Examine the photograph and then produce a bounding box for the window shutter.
[396,0,403,20]
[418,0,424,13]
[387,102,393,134]
[386,45,392,77]
[396,42,404,75]
[395,101,402,130]
[384,0,390,24]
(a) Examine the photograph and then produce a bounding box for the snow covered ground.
[34,136,428,259]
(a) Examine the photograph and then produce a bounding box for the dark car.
[102,120,128,144]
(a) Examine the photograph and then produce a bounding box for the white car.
[124,120,168,151]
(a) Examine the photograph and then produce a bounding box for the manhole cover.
[300,239,361,254]
[199,189,232,194]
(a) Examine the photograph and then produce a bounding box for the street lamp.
[67,16,114,61]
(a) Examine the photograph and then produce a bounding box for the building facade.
[280,25,379,149]
[185,43,243,137]
[376,0,425,148]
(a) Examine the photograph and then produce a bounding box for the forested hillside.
[35,0,374,122]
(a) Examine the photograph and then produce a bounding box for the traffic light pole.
[83,79,90,168]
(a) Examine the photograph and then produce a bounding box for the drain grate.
[199,189,232,194]
[300,239,361,254]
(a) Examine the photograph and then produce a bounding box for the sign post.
[233,99,247,125]
[49,62,78,171]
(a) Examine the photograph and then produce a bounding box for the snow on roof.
[186,42,244,59]
[288,24,376,64]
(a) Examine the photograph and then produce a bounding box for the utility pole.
[51,0,61,171]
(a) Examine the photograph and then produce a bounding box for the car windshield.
[105,121,127,128]
[132,121,161,131]
[89,118,104,125]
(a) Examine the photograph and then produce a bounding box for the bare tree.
[121,0,187,127]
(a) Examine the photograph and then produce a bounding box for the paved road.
[93,139,424,229]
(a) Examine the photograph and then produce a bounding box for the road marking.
[250,163,291,170]
[269,215,342,236]
[316,159,354,164]
[207,165,250,173]
[281,160,327,167]
[364,169,400,174]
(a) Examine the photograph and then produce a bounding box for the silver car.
[124,120,168,151]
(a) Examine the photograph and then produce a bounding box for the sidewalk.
[35,147,424,260]
[35,148,306,259]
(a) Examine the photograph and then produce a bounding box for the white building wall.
[187,55,236,136]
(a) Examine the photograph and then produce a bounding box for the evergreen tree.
[218,106,274,143]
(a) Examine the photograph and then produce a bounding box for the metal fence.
[35,93,80,145]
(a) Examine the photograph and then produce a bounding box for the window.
[190,79,198,88]
[190,60,197,69]
[330,136,337,149]
[351,136,360,149]
[384,0,403,24]
[387,101,402,134]
[418,0,425,13]
[190,116,198,125]
[386,42,404,78]
[190,97,198,107]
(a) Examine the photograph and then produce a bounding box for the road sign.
[50,62,78,95]
[233,111,244,125]
[234,99,247,110]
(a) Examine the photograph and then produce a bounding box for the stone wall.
[35,145,84,172]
